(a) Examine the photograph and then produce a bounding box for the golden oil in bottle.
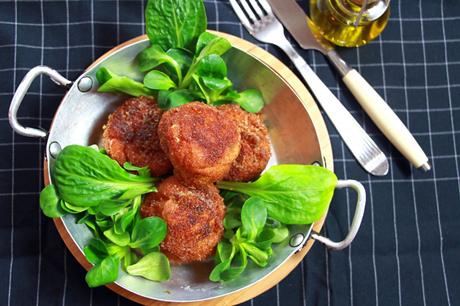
[309,0,390,47]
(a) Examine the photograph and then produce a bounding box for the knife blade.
[266,0,333,49]
[267,0,431,172]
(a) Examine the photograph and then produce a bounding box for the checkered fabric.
[0,0,459,305]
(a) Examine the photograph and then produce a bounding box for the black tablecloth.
[1,1,459,305]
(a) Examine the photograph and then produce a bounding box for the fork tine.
[248,0,265,19]
[257,0,274,15]
[240,0,258,22]
[229,0,254,31]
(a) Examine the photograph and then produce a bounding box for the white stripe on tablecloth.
[368,114,379,306]
[374,38,460,43]
[331,130,460,137]
[378,33,402,306]
[36,1,45,305]
[0,116,53,121]
[310,49,332,306]
[441,0,460,221]
[1,15,459,25]
[91,0,95,61]
[331,155,460,162]
[0,92,80,97]
[66,2,70,86]
[61,1,70,306]
[399,2,427,305]
[0,80,458,91]
[4,38,460,48]
[62,249,68,306]
[337,77,354,306]
[3,60,459,69]
[0,44,115,49]
[300,261,306,306]
[214,0,219,32]
[0,19,459,32]
[419,2,451,306]
[276,283,280,306]
[356,46,380,306]
[440,0,460,296]
[394,16,460,21]
[0,97,460,117]
[116,0,120,45]
[7,2,17,306]
[325,230,331,306]
[0,168,43,172]
[0,20,144,26]
[89,2,95,305]
[309,50,332,306]
[141,0,145,34]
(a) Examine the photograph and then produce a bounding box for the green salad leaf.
[123,162,151,178]
[104,228,131,246]
[130,217,167,251]
[144,70,177,90]
[114,196,141,234]
[85,255,120,288]
[241,198,267,241]
[157,88,196,109]
[137,45,180,74]
[210,198,282,282]
[241,242,269,267]
[163,48,193,84]
[83,238,109,265]
[195,32,219,55]
[261,221,286,241]
[145,0,207,51]
[107,243,130,259]
[126,252,171,282]
[95,200,130,217]
[77,214,100,238]
[217,165,337,224]
[196,54,227,79]
[232,89,265,113]
[96,67,154,97]
[195,35,232,59]
[180,35,232,88]
[53,145,157,207]
[61,200,88,214]
[39,185,65,218]
[123,251,139,270]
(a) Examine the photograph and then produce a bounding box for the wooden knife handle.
[342,69,430,171]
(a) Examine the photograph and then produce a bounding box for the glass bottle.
[309,0,390,47]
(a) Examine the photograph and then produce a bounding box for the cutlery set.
[229,0,430,175]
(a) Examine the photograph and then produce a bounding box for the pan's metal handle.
[312,179,366,250]
[8,66,72,138]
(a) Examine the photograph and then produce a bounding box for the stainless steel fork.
[229,0,389,176]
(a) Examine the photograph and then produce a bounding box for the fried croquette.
[158,102,240,184]
[103,96,172,176]
[141,176,225,264]
[218,104,271,181]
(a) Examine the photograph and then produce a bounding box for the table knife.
[267,0,431,171]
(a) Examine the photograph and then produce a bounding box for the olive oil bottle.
[309,0,390,47]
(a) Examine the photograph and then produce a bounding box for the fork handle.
[279,40,389,176]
